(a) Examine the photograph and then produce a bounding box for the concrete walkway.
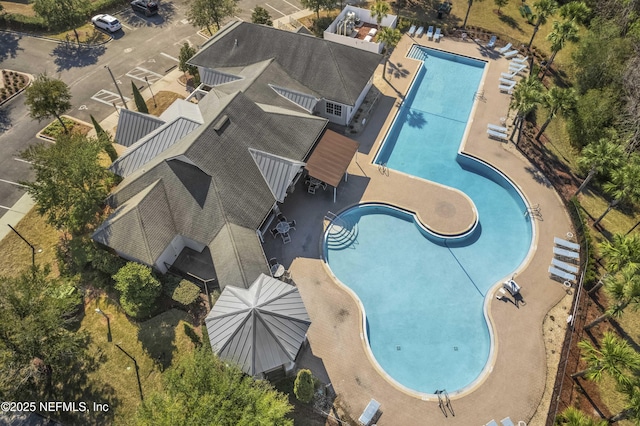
[263,33,575,426]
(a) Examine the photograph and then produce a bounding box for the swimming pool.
[324,47,533,395]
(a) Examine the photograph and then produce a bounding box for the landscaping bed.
[0,69,30,103]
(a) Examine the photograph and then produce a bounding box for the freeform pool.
[324,46,533,395]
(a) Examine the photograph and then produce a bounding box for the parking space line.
[121,23,134,30]
[281,0,301,10]
[265,3,286,16]
[91,89,131,107]
[0,178,28,188]
[126,67,163,83]
[161,52,180,62]
[234,15,244,21]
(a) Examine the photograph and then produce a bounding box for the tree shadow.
[524,165,553,188]
[52,43,106,72]
[0,31,23,62]
[388,61,411,80]
[498,14,523,32]
[137,309,185,371]
[0,101,14,133]
[405,109,426,128]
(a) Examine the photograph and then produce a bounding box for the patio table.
[276,221,290,234]
[271,264,285,278]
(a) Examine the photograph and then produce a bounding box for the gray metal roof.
[189,21,382,105]
[250,148,305,203]
[114,109,165,147]
[205,273,310,376]
[200,67,244,87]
[269,84,319,113]
[109,117,201,177]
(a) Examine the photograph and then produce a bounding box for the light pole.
[7,224,39,267]
[95,308,112,342]
[104,65,129,110]
[144,76,156,108]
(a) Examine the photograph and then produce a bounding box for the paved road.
[0,0,305,219]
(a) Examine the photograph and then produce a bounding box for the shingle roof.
[205,274,310,376]
[114,109,165,147]
[188,21,382,105]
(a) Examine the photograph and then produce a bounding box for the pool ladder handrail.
[436,389,454,417]
[378,162,389,176]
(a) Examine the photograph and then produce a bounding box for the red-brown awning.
[305,130,359,188]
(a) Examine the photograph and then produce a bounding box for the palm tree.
[559,1,591,25]
[609,384,640,424]
[462,0,485,28]
[535,86,576,140]
[377,27,402,81]
[370,0,390,30]
[584,265,640,329]
[556,406,608,426]
[528,0,558,48]
[594,156,640,226]
[575,138,625,196]
[599,233,640,273]
[508,76,543,145]
[541,20,579,77]
[572,331,640,385]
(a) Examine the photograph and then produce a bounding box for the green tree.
[527,0,558,48]
[0,266,86,400]
[556,406,608,425]
[300,0,334,21]
[90,114,118,162]
[24,73,72,133]
[599,233,640,273]
[567,88,622,148]
[584,266,640,329]
[572,331,640,384]
[494,0,509,14]
[609,384,640,424]
[462,0,485,28]
[370,0,390,30]
[251,6,272,25]
[135,348,293,425]
[178,42,200,86]
[294,369,315,403]
[594,155,640,226]
[21,133,115,235]
[508,76,543,145]
[112,262,161,319]
[187,0,238,34]
[377,27,402,80]
[535,86,576,141]
[542,19,579,76]
[131,81,149,114]
[559,1,591,25]
[33,0,87,44]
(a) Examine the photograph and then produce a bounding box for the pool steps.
[325,212,359,250]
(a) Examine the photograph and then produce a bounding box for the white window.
[326,102,342,117]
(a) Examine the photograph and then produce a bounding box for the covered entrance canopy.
[305,130,359,202]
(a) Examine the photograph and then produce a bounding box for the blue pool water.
[324,47,533,394]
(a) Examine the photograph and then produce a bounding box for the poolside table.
[270,263,285,278]
[276,221,290,234]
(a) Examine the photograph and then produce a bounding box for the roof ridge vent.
[213,114,229,133]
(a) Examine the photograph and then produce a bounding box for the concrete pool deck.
[263,34,574,425]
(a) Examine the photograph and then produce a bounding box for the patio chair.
[554,237,580,251]
[268,257,278,267]
[501,417,515,426]
[364,35,373,42]
[408,25,417,36]
[504,49,520,59]
[288,220,296,231]
[270,228,279,239]
[277,212,287,222]
[281,232,291,244]
[488,123,508,133]
[427,26,434,40]
[553,246,579,260]
[501,71,519,80]
[307,184,316,194]
[551,257,579,274]
[486,35,497,48]
[508,63,527,73]
[549,265,577,282]
[415,26,424,37]
[497,42,513,54]
[499,82,515,93]
[499,77,516,85]
[487,128,509,141]
[434,27,442,41]
[511,55,529,64]
[368,28,377,37]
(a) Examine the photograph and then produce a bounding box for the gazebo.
[204,273,311,377]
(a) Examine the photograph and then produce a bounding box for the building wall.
[324,5,398,54]
[317,99,350,125]
[347,78,373,124]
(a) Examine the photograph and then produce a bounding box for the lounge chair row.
[409,25,441,41]
[487,128,508,141]
[549,236,580,282]
[486,417,525,426]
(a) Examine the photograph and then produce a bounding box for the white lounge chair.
[415,26,424,37]
[487,35,497,48]
[427,26,434,40]
[509,63,527,73]
[434,27,442,41]
[499,77,514,85]
[358,399,380,426]
[499,83,515,93]
[364,35,373,42]
[487,128,508,140]
[503,279,521,296]
[488,123,508,133]
[553,246,580,260]
[511,55,529,64]
[501,417,515,426]
[368,28,377,37]
[486,420,499,426]
[504,49,520,59]
[549,265,577,282]
[497,42,513,54]
[554,237,580,251]
[408,25,416,36]
[552,258,579,274]
[501,70,522,79]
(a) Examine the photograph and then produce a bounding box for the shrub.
[113,262,162,318]
[293,369,315,403]
[163,276,201,306]
[91,246,125,276]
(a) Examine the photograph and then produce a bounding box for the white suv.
[91,14,122,33]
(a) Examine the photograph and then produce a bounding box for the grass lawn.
[0,207,59,277]
[82,295,200,424]
[145,91,185,116]
[0,0,37,17]
[47,23,111,44]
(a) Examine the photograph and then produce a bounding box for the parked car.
[91,14,122,33]
[130,0,159,16]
